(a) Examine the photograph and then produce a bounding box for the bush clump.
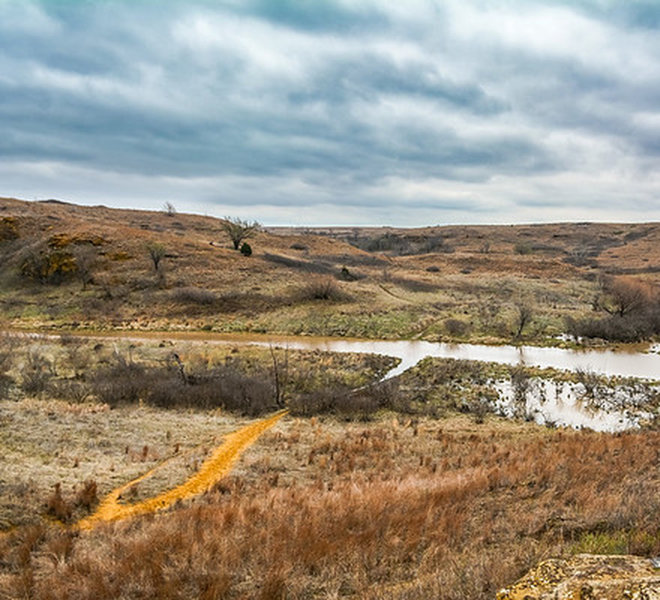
[20,248,77,284]
[444,318,470,337]
[90,357,277,416]
[171,286,219,305]
[296,277,350,302]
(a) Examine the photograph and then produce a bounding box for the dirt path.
[77,411,287,530]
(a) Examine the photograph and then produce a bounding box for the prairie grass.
[1,417,658,599]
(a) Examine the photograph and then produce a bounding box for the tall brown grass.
[1,425,658,599]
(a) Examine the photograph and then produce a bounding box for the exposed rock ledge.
[497,554,660,599]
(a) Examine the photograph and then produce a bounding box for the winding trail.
[77,411,287,530]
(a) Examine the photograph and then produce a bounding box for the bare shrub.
[596,276,654,318]
[509,365,530,418]
[90,359,149,406]
[575,367,602,401]
[20,350,54,395]
[45,483,71,523]
[444,318,470,337]
[74,480,98,512]
[565,311,660,343]
[513,301,534,339]
[296,277,349,302]
[71,245,96,290]
[146,242,166,272]
[288,380,399,419]
[49,379,93,403]
[288,385,352,417]
[171,286,218,305]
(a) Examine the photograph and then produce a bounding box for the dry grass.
[1,414,658,599]
[2,197,658,344]
[0,335,395,528]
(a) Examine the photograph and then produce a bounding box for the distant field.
[1,197,658,345]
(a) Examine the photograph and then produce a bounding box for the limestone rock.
[497,554,660,599]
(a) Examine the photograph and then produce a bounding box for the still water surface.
[244,337,660,381]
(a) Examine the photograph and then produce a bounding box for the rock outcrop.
[497,554,660,599]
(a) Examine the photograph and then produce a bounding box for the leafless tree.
[269,345,288,408]
[72,246,96,290]
[221,217,260,250]
[513,301,533,339]
[146,242,166,272]
[596,276,653,318]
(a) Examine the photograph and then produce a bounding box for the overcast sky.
[1,0,659,225]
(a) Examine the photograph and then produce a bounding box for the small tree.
[162,202,176,217]
[72,245,96,290]
[596,276,652,318]
[147,242,166,272]
[513,301,533,339]
[221,217,259,250]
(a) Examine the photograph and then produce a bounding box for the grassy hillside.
[1,197,658,343]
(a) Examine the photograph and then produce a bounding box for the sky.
[1,0,659,226]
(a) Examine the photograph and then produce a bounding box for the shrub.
[20,351,54,395]
[45,483,72,523]
[74,480,98,512]
[338,266,360,281]
[90,360,150,406]
[513,242,532,255]
[296,278,349,302]
[565,313,659,343]
[240,242,252,256]
[146,242,166,272]
[596,276,655,318]
[0,216,19,242]
[20,247,77,284]
[288,380,400,419]
[49,379,93,403]
[171,286,218,305]
[444,318,470,337]
[509,364,530,418]
[513,301,534,338]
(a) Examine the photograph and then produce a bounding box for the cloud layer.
[1,0,659,224]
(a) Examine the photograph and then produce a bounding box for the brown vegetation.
[1,197,658,344]
[1,420,657,599]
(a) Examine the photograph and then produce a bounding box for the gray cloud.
[0,0,658,225]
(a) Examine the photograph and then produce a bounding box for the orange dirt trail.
[77,411,287,530]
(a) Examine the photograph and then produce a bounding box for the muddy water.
[19,330,660,430]
[244,337,660,381]
[24,330,660,380]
